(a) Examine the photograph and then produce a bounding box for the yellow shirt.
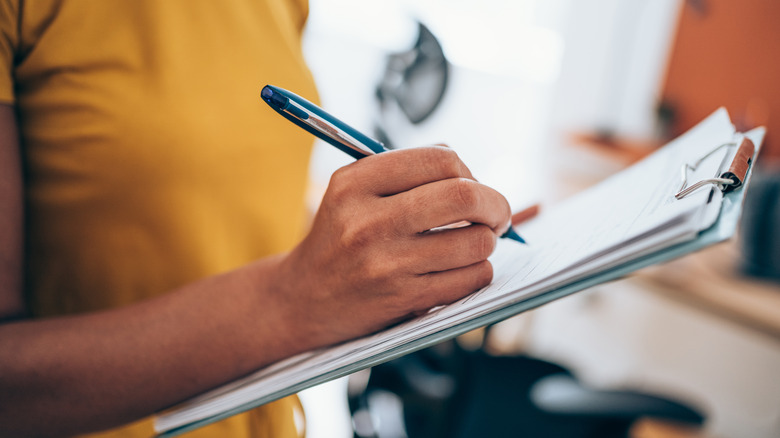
[0,0,318,436]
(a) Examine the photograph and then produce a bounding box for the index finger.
[346,146,476,196]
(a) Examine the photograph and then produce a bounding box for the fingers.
[306,145,513,335]
[405,224,497,274]
[337,146,475,196]
[412,260,494,311]
[390,177,512,235]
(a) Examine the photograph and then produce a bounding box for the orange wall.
[660,0,780,162]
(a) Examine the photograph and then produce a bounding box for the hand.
[276,146,514,348]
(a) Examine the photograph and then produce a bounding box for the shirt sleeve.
[0,0,19,104]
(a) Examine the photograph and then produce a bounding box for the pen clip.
[261,85,387,160]
[285,100,378,158]
[675,137,755,200]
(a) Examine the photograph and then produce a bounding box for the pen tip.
[502,227,527,244]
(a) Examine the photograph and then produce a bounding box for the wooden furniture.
[660,0,780,162]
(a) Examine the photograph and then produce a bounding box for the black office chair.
[348,341,705,438]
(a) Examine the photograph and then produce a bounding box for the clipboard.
[154,110,765,437]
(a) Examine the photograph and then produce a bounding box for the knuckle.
[413,146,463,178]
[469,225,497,260]
[327,165,362,201]
[431,146,464,176]
[330,165,353,183]
[327,169,351,201]
[449,178,480,214]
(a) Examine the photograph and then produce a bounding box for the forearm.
[0,146,516,437]
[0,254,310,436]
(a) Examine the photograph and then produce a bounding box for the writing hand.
[274,146,514,348]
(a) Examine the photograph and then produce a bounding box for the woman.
[0,1,515,436]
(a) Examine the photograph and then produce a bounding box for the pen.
[261,84,526,244]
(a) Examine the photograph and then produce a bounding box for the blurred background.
[296,1,780,437]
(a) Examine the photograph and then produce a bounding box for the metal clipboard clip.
[675,137,756,200]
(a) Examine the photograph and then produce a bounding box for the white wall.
[549,0,682,140]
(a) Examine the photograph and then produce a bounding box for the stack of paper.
[155,109,764,436]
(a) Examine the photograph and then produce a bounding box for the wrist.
[242,252,326,361]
